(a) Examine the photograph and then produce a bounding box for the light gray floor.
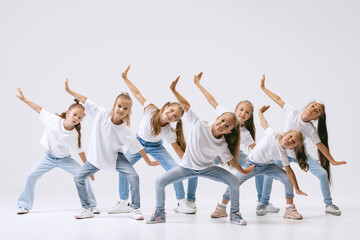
[2,190,358,240]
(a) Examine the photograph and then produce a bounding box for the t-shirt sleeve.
[240,128,255,146]
[84,99,106,118]
[184,108,202,125]
[264,127,275,136]
[307,125,321,144]
[69,134,84,154]
[283,103,297,118]
[279,154,290,167]
[163,128,177,143]
[218,147,233,163]
[122,127,144,154]
[215,105,228,116]
[39,109,58,127]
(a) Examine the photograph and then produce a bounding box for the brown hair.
[57,99,84,148]
[222,112,240,167]
[111,92,133,126]
[279,130,308,171]
[145,102,186,151]
[235,100,256,142]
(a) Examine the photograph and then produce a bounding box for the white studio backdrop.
[0,0,359,211]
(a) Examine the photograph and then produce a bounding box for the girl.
[146,75,254,225]
[16,88,98,214]
[108,65,198,215]
[214,105,308,220]
[259,75,346,216]
[193,73,280,217]
[65,78,159,220]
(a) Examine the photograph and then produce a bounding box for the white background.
[0,0,359,239]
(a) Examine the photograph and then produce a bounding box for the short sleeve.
[84,99,106,118]
[184,108,202,125]
[240,128,255,146]
[264,127,275,136]
[307,126,321,144]
[39,109,58,127]
[215,105,228,116]
[283,103,297,118]
[218,148,233,163]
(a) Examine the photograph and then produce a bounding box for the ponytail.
[223,112,240,167]
[147,102,169,137]
[175,119,186,152]
[57,99,84,148]
[293,131,308,172]
[317,110,331,183]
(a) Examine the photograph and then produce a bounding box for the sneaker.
[174,199,196,214]
[130,209,144,220]
[17,207,29,215]
[230,212,247,225]
[325,204,341,216]
[107,200,131,214]
[256,203,267,216]
[267,202,280,213]
[210,203,228,218]
[75,208,94,219]
[283,204,302,220]
[145,211,166,224]
[186,200,197,211]
[256,201,280,214]
[92,207,100,214]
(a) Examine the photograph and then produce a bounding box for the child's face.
[304,102,324,120]
[66,107,85,126]
[214,113,235,135]
[161,105,182,123]
[113,97,131,120]
[280,130,301,150]
[235,102,253,123]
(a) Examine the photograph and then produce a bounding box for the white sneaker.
[256,201,280,214]
[17,207,29,215]
[130,209,144,220]
[107,200,131,214]
[92,207,100,214]
[174,198,197,214]
[75,208,94,219]
[186,200,197,211]
[325,204,341,216]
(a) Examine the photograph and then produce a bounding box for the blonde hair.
[111,92,133,126]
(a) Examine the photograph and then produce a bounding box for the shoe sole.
[17,211,29,215]
[283,216,303,220]
[256,212,267,216]
[131,216,144,220]
[74,215,94,219]
[325,211,341,216]
[210,214,228,218]
[145,220,166,224]
[267,209,280,213]
[174,208,196,214]
[230,221,247,226]
[93,211,100,214]
[107,210,131,214]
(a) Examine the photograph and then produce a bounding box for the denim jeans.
[155,166,240,214]
[223,160,294,203]
[259,155,332,206]
[215,151,265,202]
[17,151,97,209]
[119,136,198,202]
[75,152,140,209]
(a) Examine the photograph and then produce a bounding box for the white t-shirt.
[137,101,177,143]
[216,105,255,147]
[39,109,83,158]
[180,108,233,170]
[283,103,321,157]
[84,99,143,171]
[249,128,289,166]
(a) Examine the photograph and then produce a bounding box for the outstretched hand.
[295,188,308,196]
[260,74,266,89]
[148,160,160,167]
[242,164,255,174]
[170,76,180,91]
[65,78,71,92]
[193,72,203,85]
[259,105,270,114]
[331,161,347,166]
[16,88,25,101]
[122,65,131,80]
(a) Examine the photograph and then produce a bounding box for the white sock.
[220,203,227,208]
[285,204,293,209]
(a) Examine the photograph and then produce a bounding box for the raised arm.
[65,78,87,104]
[170,76,190,112]
[16,88,42,114]
[258,105,270,130]
[193,72,218,109]
[260,75,285,108]
[121,65,147,105]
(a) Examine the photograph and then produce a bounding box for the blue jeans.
[75,152,140,209]
[223,160,294,203]
[215,151,265,202]
[155,166,240,214]
[259,155,332,206]
[17,151,97,209]
[119,136,198,202]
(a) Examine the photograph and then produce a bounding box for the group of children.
[16,66,346,226]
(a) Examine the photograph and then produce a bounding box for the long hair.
[57,99,84,148]
[222,112,240,167]
[112,92,133,126]
[314,102,331,183]
[235,100,256,141]
[146,102,186,151]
